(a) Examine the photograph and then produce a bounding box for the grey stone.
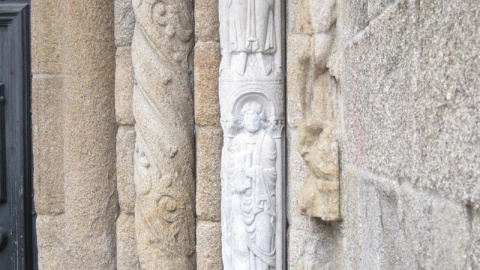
[196,221,222,270]
[196,127,222,222]
[416,0,480,207]
[116,213,140,270]
[115,47,135,125]
[288,229,335,270]
[116,125,136,214]
[115,0,135,47]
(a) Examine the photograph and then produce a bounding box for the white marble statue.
[220,0,284,268]
[226,101,277,270]
[220,0,281,76]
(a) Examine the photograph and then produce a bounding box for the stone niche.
[218,0,286,269]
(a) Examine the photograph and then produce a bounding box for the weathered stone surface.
[416,0,480,207]
[36,215,66,270]
[471,208,480,269]
[286,34,311,129]
[286,126,337,268]
[116,213,140,270]
[287,0,313,35]
[430,199,470,269]
[196,221,222,270]
[116,125,136,214]
[194,41,221,127]
[343,0,480,207]
[31,0,63,74]
[132,0,196,267]
[196,127,222,222]
[115,0,135,46]
[288,228,335,270]
[195,0,219,42]
[115,46,135,125]
[367,0,393,21]
[289,0,340,221]
[62,1,117,269]
[32,75,65,215]
[357,170,417,269]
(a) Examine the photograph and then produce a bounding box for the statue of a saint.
[226,101,277,269]
[221,0,277,75]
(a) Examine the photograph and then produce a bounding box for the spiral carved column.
[131,0,195,269]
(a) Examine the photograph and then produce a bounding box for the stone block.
[288,229,335,270]
[367,0,393,21]
[357,169,416,269]
[342,0,418,180]
[36,215,66,270]
[31,0,63,74]
[196,221,222,270]
[195,0,219,41]
[116,125,136,214]
[338,0,369,39]
[115,0,135,46]
[32,75,65,215]
[194,42,221,127]
[416,0,480,207]
[196,127,222,222]
[430,198,470,269]
[116,213,140,270]
[116,47,135,125]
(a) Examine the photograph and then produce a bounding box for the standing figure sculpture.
[221,0,278,75]
[226,101,277,269]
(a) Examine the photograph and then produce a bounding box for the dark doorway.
[0,1,36,269]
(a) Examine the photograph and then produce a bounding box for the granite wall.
[31,0,479,269]
[288,0,479,269]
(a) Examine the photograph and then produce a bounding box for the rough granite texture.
[116,213,140,270]
[132,0,196,268]
[115,0,135,47]
[290,0,479,269]
[194,0,223,268]
[31,0,479,269]
[196,127,222,222]
[196,221,222,270]
[116,125,136,214]
[115,47,135,125]
[62,0,118,269]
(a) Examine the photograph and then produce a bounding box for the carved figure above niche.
[219,0,285,269]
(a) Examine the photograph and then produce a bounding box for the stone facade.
[31,0,479,269]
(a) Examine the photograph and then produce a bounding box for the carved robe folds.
[228,129,277,269]
[219,0,285,269]
[228,0,276,53]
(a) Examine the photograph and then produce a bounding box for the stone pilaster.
[62,0,117,269]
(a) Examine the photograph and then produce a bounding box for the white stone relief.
[219,0,285,269]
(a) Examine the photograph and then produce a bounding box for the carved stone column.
[131,0,195,269]
[219,0,285,269]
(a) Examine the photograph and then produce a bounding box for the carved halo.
[231,90,277,120]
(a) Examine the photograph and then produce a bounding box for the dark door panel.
[0,2,35,269]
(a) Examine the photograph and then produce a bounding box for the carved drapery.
[219,0,285,269]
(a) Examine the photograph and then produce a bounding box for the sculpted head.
[241,101,265,133]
